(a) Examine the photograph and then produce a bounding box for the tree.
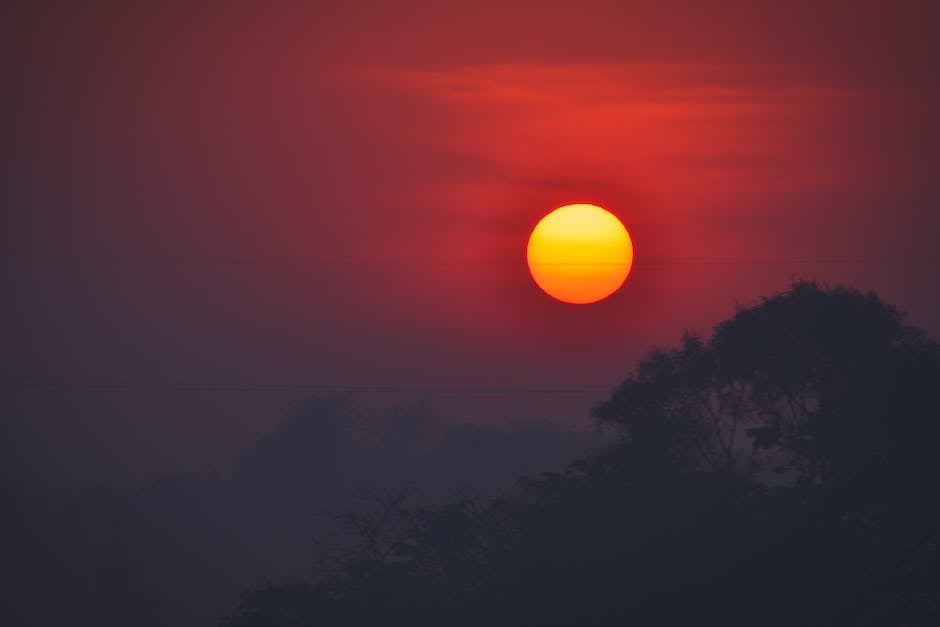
[595,281,940,489]
[222,281,940,626]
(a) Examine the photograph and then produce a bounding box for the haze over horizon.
[4,0,939,489]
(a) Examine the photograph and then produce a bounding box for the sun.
[526,203,634,304]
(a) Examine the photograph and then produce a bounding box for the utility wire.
[0,374,611,395]
[3,251,934,395]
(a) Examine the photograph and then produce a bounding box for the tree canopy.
[222,282,940,627]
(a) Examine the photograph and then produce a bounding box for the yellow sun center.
[526,203,634,304]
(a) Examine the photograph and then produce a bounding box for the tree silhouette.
[2,392,590,625]
[223,281,940,626]
[596,280,940,487]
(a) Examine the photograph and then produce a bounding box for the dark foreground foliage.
[223,282,940,626]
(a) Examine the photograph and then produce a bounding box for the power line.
[0,375,611,396]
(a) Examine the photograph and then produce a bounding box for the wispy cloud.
[364,62,874,214]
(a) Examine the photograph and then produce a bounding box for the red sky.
[3,0,939,486]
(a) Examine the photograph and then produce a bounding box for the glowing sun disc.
[526,203,634,304]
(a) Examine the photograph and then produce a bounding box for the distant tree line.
[222,281,940,626]
[1,399,589,626]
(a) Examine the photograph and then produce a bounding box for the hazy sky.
[4,0,939,487]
